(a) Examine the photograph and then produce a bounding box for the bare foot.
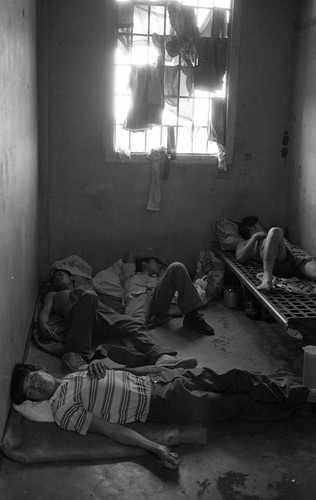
[257,279,273,292]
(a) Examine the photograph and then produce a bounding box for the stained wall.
[286,0,316,252]
[38,0,298,278]
[0,0,38,437]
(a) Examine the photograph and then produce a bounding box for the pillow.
[214,218,244,251]
[92,258,124,298]
[13,401,54,423]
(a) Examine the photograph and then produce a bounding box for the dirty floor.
[1,300,316,500]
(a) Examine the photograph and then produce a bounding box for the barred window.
[114,0,237,163]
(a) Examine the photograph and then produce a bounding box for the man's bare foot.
[257,279,273,292]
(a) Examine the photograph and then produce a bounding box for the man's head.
[11,363,58,405]
[52,270,74,291]
[238,216,264,239]
[135,257,162,276]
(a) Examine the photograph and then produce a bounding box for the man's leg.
[299,259,316,281]
[63,290,99,371]
[259,227,288,291]
[147,367,311,424]
[96,302,197,368]
[150,262,214,335]
[124,292,153,324]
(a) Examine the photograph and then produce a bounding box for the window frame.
[104,0,241,166]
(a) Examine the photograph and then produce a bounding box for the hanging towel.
[209,99,227,170]
[195,37,228,92]
[124,66,164,131]
[146,147,167,211]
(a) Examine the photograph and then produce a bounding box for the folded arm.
[88,417,180,470]
[126,251,168,267]
[235,232,266,264]
[87,360,173,379]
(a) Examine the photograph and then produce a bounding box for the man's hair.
[135,257,156,273]
[238,216,259,240]
[52,269,72,280]
[11,363,39,405]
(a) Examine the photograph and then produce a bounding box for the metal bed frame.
[213,244,316,332]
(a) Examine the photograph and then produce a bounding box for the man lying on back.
[11,361,316,470]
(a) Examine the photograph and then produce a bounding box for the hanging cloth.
[168,2,199,67]
[124,66,164,131]
[199,7,228,38]
[209,99,227,170]
[146,147,168,211]
[194,37,228,92]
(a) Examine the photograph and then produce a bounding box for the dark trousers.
[124,262,203,323]
[65,290,176,363]
[147,367,311,424]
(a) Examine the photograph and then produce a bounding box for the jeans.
[147,367,311,424]
[124,262,203,323]
[64,290,176,363]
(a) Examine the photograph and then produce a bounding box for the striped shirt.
[49,370,152,435]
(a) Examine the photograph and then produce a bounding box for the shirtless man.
[38,270,198,373]
[236,216,316,292]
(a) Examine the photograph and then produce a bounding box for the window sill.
[104,151,219,166]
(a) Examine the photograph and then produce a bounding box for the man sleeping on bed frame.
[236,216,316,292]
[38,261,213,373]
[11,362,316,470]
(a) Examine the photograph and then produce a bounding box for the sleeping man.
[38,270,198,373]
[236,216,316,292]
[11,361,316,470]
[121,250,214,333]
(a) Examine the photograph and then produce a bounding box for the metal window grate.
[114,0,232,155]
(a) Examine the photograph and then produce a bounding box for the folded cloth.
[275,276,316,296]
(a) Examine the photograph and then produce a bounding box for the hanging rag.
[124,66,164,131]
[117,3,134,27]
[199,7,228,38]
[168,2,199,66]
[209,99,227,170]
[195,37,228,92]
[146,147,168,211]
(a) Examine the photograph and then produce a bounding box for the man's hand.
[38,318,57,339]
[155,445,180,470]
[253,230,267,241]
[87,360,108,379]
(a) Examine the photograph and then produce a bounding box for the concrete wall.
[0,0,38,437]
[39,0,298,278]
[286,0,316,252]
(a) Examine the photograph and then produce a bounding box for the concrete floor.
[1,299,316,500]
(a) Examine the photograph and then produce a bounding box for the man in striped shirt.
[11,362,316,470]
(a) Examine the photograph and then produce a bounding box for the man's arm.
[38,292,56,336]
[88,417,180,470]
[87,360,172,379]
[235,232,266,264]
[126,251,168,267]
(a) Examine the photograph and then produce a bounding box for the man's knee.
[268,227,284,241]
[76,289,98,307]
[167,262,187,274]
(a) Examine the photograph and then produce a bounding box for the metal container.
[224,286,240,308]
[303,345,316,388]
